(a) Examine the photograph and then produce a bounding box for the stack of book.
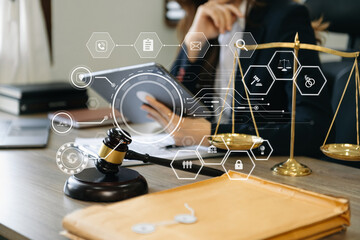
[0,82,88,115]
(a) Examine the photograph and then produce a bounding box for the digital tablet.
[84,62,209,124]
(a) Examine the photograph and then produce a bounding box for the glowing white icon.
[304,75,315,88]
[207,145,217,154]
[78,73,84,81]
[235,160,243,170]
[251,75,263,87]
[260,145,265,155]
[278,59,292,72]
[235,39,248,51]
[66,152,79,164]
[182,160,193,169]
[57,121,67,127]
[56,142,88,175]
[190,41,202,51]
[143,38,154,51]
[95,40,107,52]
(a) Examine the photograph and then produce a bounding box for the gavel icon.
[64,128,224,202]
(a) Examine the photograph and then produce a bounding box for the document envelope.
[62,171,350,240]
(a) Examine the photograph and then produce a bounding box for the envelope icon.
[190,41,202,51]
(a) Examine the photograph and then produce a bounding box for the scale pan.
[320,143,360,161]
[209,133,263,150]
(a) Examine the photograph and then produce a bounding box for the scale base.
[271,158,312,177]
[64,167,148,202]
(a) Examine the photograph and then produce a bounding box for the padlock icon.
[235,160,243,170]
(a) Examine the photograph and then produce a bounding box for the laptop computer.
[0,118,50,148]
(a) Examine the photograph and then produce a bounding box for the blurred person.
[142,0,331,157]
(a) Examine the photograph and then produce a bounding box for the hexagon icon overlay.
[250,140,273,161]
[268,51,301,80]
[295,66,327,96]
[134,32,163,58]
[243,65,275,95]
[86,97,100,110]
[196,135,230,165]
[86,32,115,58]
[182,136,195,146]
[170,150,204,180]
[229,32,257,58]
[222,150,255,180]
[181,32,210,59]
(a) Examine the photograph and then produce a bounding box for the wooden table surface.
[0,115,359,240]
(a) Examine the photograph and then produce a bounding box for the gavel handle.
[125,150,224,177]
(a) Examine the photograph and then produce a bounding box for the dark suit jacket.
[170,0,333,157]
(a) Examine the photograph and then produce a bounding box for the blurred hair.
[311,16,330,44]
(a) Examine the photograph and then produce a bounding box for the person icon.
[182,161,193,169]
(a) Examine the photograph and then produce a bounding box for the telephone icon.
[96,40,107,52]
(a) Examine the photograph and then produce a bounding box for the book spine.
[0,88,21,99]
[17,97,88,115]
[0,86,87,100]
[0,97,20,115]
[21,89,87,100]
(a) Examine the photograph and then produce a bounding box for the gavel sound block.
[64,128,148,202]
[64,128,224,202]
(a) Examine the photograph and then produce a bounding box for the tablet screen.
[84,63,209,143]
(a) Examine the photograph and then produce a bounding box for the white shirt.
[214,2,246,123]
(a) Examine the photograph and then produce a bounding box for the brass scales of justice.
[208,33,360,177]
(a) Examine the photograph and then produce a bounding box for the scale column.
[271,33,312,176]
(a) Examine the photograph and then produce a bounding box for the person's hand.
[141,96,211,146]
[185,1,243,59]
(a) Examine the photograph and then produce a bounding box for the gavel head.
[95,128,132,174]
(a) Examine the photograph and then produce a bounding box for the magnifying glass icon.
[235,39,248,51]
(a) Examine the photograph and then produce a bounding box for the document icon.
[190,41,202,51]
[143,38,154,52]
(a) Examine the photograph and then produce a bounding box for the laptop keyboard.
[8,125,47,136]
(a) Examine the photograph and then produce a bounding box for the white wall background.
[49,0,350,99]
[50,0,348,79]
[51,0,180,106]
[51,0,179,81]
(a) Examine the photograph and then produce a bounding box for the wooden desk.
[0,116,359,240]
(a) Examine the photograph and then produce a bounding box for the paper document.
[75,134,223,165]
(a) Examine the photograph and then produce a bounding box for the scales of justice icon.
[278,59,292,72]
[208,33,360,176]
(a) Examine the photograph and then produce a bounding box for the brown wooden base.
[64,167,148,202]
